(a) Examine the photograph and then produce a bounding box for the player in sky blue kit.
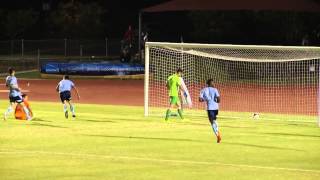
[56,75,80,119]
[199,79,221,143]
[4,68,32,120]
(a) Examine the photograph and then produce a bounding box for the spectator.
[123,25,133,47]
[302,34,309,46]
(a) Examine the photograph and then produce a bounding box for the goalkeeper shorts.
[169,96,180,105]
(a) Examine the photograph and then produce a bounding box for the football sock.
[165,109,171,120]
[63,104,68,113]
[177,109,184,119]
[70,105,75,115]
[22,106,31,119]
[211,120,219,136]
[5,106,13,117]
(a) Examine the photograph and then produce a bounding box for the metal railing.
[0,38,142,74]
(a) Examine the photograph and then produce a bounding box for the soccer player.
[56,75,80,118]
[199,79,221,143]
[4,68,32,120]
[165,68,184,120]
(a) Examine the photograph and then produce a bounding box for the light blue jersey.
[58,79,74,93]
[6,76,21,97]
[200,87,220,110]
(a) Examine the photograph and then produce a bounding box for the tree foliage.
[50,0,106,38]
[5,9,38,39]
[188,11,320,45]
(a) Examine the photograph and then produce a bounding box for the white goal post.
[144,42,320,126]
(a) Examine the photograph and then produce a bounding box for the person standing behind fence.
[124,25,134,47]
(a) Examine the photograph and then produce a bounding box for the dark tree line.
[0,0,320,46]
[0,0,105,39]
[187,11,320,45]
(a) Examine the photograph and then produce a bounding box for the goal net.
[144,42,320,125]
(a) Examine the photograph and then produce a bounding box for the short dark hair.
[176,68,183,73]
[8,67,15,75]
[207,79,213,86]
[64,75,69,79]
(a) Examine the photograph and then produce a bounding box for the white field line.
[0,149,319,174]
[0,69,38,76]
[0,90,30,93]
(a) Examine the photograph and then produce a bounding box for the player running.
[4,68,32,120]
[199,79,221,143]
[165,68,184,121]
[56,75,80,119]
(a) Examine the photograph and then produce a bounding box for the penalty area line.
[0,150,319,174]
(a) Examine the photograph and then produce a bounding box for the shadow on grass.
[220,125,254,129]
[31,118,52,123]
[182,122,255,129]
[262,132,320,138]
[82,134,204,143]
[29,122,67,129]
[79,119,116,123]
[223,142,304,152]
[286,123,315,127]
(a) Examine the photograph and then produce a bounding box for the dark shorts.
[207,110,219,123]
[60,91,72,103]
[9,95,23,103]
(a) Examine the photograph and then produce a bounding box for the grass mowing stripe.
[1,149,319,174]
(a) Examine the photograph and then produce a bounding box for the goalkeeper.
[165,68,184,120]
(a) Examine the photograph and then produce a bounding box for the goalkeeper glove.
[184,92,188,97]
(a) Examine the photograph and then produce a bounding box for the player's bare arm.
[166,79,170,90]
[56,84,60,92]
[216,96,220,103]
[73,86,80,100]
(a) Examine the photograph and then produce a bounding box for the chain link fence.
[0,38,140,74]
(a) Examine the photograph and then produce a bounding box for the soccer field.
[0,102,320,180]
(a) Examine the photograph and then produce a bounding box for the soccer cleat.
[72,115,76,118]
[65,111,68,119]
[217,132,222,143]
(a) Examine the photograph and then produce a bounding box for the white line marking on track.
[0,149,319,174]
[0,69,38,76]
[0,90,30,93]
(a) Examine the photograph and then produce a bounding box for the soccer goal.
[144,42,320,126]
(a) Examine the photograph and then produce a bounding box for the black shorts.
[60,91,72,103]
[9,95,23,103]
[207,110,219,123]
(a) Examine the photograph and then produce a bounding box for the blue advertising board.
[41,61,144,76]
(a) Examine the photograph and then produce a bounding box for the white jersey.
[200,87,220,110]
[58,79,74,93]
[179,77,192,108]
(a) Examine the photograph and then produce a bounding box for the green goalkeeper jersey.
[167,73,181,97]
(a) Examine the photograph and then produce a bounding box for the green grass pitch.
[0,102,320,180]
